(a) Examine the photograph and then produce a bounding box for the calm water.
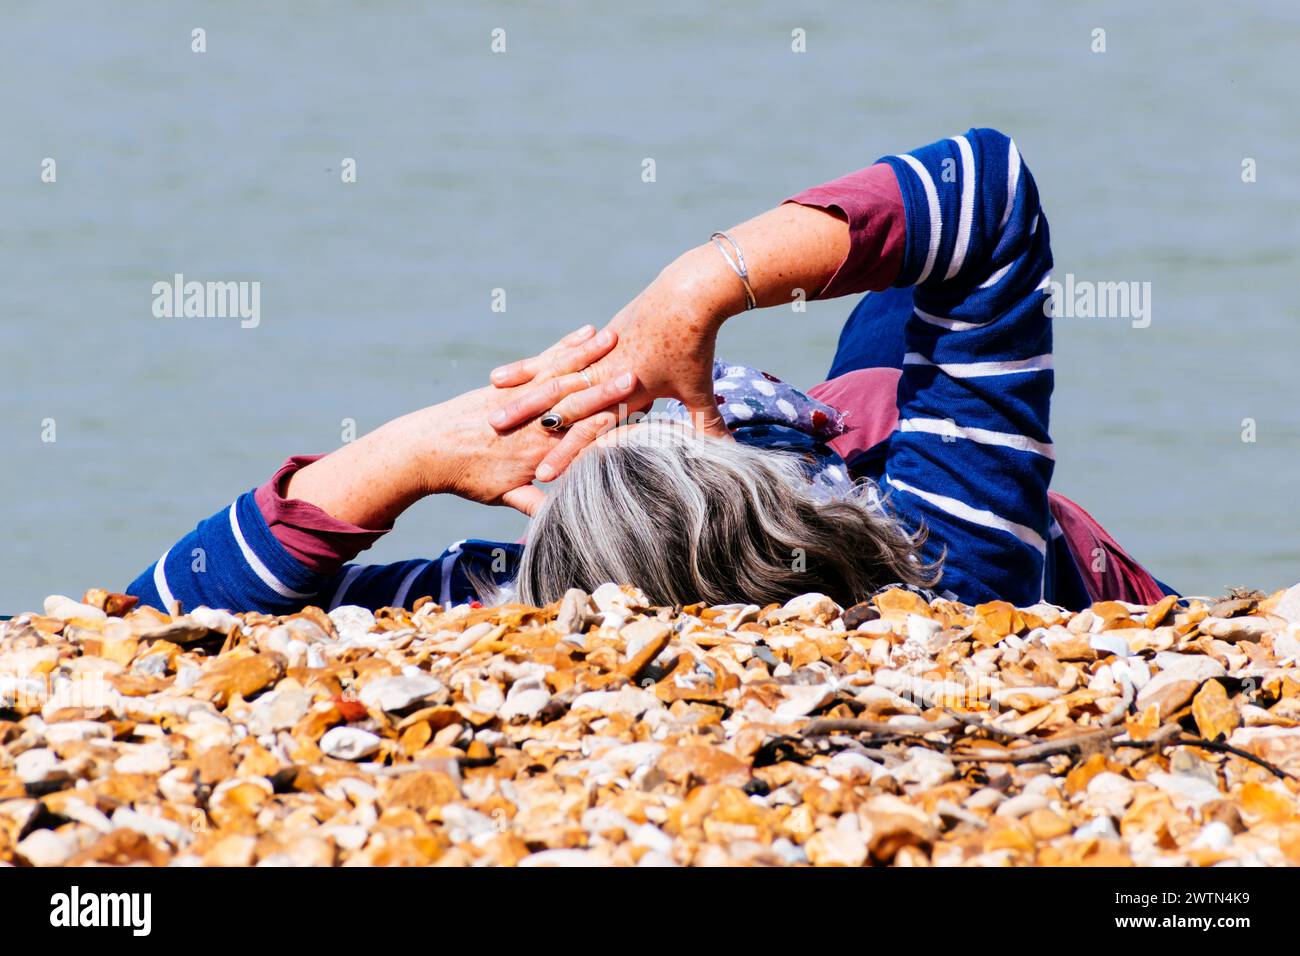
[3,0,1298,610]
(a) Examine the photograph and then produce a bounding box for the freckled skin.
[491,202,851,478]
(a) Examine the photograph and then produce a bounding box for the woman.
[127,127,1172,616]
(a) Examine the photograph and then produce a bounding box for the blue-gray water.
[3,0,1298,610]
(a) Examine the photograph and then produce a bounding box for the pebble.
[319,726,382,761]
[1089,632,1131,658]
[44,720,113,745]
[498,677,551,722]
[16,829,77,866]
[996,793,1049,819]
[247,686,314,736]
[329,605,376,639]
[805,825,868,867]
[591,583,643,629]
[1145,771,1224,809]
[556,588,593,634]
[113,744,172,776]
[1190,821,1235,851]
[1085,773,1136,815]
[357,673,443,712]
[57,798,113,833]
[189,606,242,633]
[828,751,880,781]
[966,788,1006,810]
[842,601,880,630]
[622,618,672,662]
[773,592,841,624]
[774,684,836,721]
[1136,654,1226,707]
[518,849,602,867]
[905,614,944,645]
[1274,584,1300,625]
[890,748,956,789]
[204,834,257,866]
[111,806,190,847]
[44,594,106,622]
[15,748,64,784]
[1273,631,1300,659]
[570,686,659,717]
[1201,616,1274,643]
[1074,816,1119,841]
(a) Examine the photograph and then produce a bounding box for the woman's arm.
[278,410,440,530]
[125,326,639,614]
[488,175,902,478]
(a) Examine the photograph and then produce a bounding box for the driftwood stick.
[1124,734,1294,781]
[806,711,1294,781]
[949,725,1151,763]
[802,717,954,738]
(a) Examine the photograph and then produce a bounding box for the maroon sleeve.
[253,455,391,575]
[807,368,902,464]
[1048,493,1172,606]
[783,162,906,299]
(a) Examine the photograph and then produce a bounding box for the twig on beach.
[802,716,954,738]
[1123,734,1294,781]
[947,723,1294,780]
[948,725,1137,763]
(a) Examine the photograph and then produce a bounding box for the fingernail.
[615,372,633,389]
[595,329,614,346]
[490,368,506,383]
[536,463,554,481]
[576,324,594,337]
[490,410,507,426]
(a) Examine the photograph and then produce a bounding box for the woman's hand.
[488,248,738,480]
[487,203,851,480]
[283,326,638,526]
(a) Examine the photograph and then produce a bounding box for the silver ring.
[540,411,567,431]
[579,368,593,388]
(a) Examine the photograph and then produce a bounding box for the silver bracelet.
[709,231,757,310]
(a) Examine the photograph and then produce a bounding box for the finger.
[502,484,547,517]
[559,324,597,348]
[489,370,589,431]
[547,327,617,377]
[489,355,545,388]
[547,370,639,423]
[489,325,596,387]
[534,410,620,482]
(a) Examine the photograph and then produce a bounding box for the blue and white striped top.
[129,488,519,616]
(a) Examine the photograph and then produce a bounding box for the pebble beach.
[4,582,1300,868]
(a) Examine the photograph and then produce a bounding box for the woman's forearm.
[658,202,852,328]
[284,410,440,529]
[491,164,897,470]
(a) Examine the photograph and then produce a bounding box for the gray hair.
[513,422,939,608]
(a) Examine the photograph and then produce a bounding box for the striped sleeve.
[877,128,1055,606]
[126,490,521,613]
[315,540,522,612]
